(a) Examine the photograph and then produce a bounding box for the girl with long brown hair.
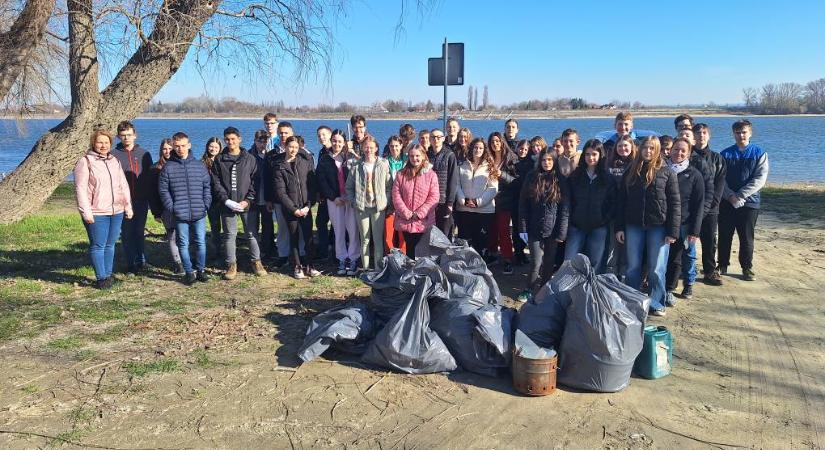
[455,138,499,255]
[486,131,518,273]
[615,136,681,316]
[148,138,183,273]
[391,145,439,258]
[516,148,569,302]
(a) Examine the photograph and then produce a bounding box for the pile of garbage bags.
[297,227,651,392]
[298,228,514,376]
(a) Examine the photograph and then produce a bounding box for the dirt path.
[2,211,824,449]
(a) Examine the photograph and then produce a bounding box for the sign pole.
[443,37,448,131]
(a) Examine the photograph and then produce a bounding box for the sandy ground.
[1,210,824,449]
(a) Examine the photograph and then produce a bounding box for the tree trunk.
[0,0,55,101]
[0,0,218,224]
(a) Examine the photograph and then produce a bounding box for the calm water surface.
[1,116,822,182]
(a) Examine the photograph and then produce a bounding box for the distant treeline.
[742,78,825,114]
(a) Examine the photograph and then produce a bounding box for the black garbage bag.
[516,255,595,349]
[556,257,651,393]
[297,304,379,363]
[361,273,457,374]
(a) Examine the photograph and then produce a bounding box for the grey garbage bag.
[297,304,378,363]
[361,272,457,374]
[514,329,557,360]
[516,254,596,349]
[428,299,512,377]
[439,246,502,305]
[556,257,651,393]
[360,250,417,322]
[413,226,461,258]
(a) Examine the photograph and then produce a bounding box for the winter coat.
[557,151,581,177]
[518,170,570,241]
[74,150,133,223]
[346,158,392,211]
[316,150,358,201]
[456,160,498,214]
[391,165,439,233]
[674,165,705,236]
[159,152,212,222]
[687,150,715,216]
[693,146,726,214]
[248,145,271,205]
[428,146,459,205]
[271,150,317,220]
[512,154,536,213]
[616,165,681,239]
[567,169,617,232]
[147,165,164,218]
[210,148,257,213]
[112,144,153,203]
[493,150,518,212]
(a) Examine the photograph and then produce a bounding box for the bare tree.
[0,0,55,103]
[742,87,758,109]
[805,78,825,113]
[1,0,420,223]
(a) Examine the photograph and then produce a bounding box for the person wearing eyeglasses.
[427,128,459,239]
[262,112,280,151]
[248,129,276,261]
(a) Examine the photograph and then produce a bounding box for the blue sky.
[153,0,825,107]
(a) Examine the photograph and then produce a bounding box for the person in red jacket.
[391,144,440,259]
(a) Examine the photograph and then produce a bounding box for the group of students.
[73,112,769,316]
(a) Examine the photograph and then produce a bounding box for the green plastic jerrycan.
[633,325,673,379]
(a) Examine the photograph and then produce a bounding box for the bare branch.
[0,0,56,100]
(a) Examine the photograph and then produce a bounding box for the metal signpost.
[428,39,464,130]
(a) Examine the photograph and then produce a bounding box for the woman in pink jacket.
[391,144,439,259]
[74,130,133,289]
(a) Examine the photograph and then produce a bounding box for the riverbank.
[7,108,814,122]
[1,185,824,448]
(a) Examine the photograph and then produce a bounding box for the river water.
[1,116,822,182]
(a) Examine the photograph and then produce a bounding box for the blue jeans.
[625,224,670,311]
[84,213,124,281]
[121,200,148,268]
[564,225,608,273]
[175,217,207,274]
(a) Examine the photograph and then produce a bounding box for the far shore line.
[5,110,825,122]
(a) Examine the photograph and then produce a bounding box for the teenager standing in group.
[317,129,360,275]
[517,148,569,302]
[347,136,392,270]
[718,120,769,281]
[113,121,152,274]
[603,134,637,277]
[160,132,213,285]
[428,128,459,238]
[315,125,334,261]
[211,127,266,279]
[391,145,439,259]
[615,136,681,316]
[272,136,321,279]
[201,137,223,259]
[248,130,276,261]
[148,138,183,274]
[512,139,535,265]
[383,136,407,255]
[692,123,727,286]
[564,139,615,273]
[455,138,499,256]
[664,137,705,305]
[486,132,517,274]
[74,130,133,289]
[504,119,519,151]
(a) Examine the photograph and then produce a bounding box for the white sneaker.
[306,266,322,277]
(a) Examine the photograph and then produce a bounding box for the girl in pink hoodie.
[391,144,439,259]
[74,130,133,289]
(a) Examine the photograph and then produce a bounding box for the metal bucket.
[512,350,557,396]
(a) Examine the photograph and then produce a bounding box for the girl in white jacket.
[454,138,499,255]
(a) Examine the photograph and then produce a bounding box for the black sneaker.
[196,271,210,282]
[183,272,197,285]
[742,268,756,281]
[502,262,514,275]
[680,284,694,299]
[171,262,184,274]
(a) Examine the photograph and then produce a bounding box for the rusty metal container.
[511,349,557,396]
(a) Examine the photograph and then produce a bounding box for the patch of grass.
[52,428,90,446]
[763,186,825,223]
[192,349,220,369]
[124,358,181,377]
[73,299,140,323]
[148,298,189,315]
[88,324,128,342]
[20,385,39,394]
[74,349,97,360]
[30,304,63,326]
[47,336,85,350]
[67,406,97,423]
[0,317,21,341]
